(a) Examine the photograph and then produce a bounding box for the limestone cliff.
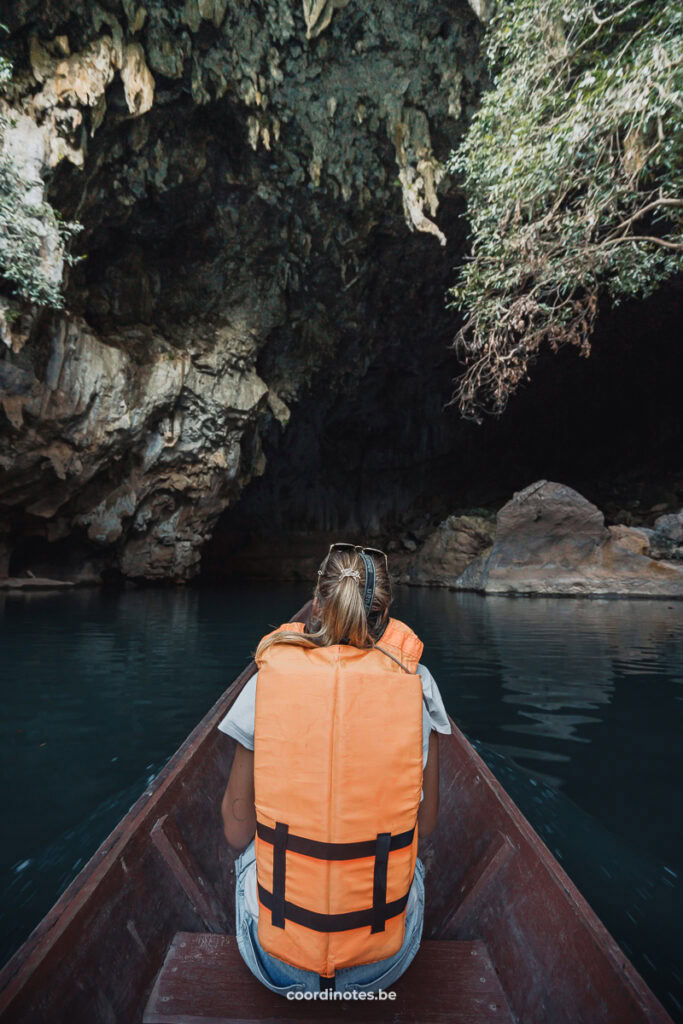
[0,0,486,580]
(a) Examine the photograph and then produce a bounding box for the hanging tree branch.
[446,0,683,421]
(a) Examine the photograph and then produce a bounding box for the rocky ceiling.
[0,0,486,581]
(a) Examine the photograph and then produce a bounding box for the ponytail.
[254,547,391,660]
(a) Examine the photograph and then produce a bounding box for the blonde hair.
[255,547,392,660]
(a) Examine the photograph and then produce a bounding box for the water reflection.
[395,589,683,791]
[489,598,617,779]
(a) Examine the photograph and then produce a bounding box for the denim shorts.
[234,838,425,996]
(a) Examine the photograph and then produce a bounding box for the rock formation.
[456,481,683,598]
[0,0,485,580]
[648,512,683,562]
[393,514,495,587]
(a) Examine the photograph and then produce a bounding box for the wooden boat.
[0,602,673,1023]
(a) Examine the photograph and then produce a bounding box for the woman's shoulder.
[217,671,258,749]
[416,663,452,734]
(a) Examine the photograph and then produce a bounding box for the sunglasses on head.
[317,543,389,616]
[317,542,389,577]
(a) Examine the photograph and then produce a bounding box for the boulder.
[397,514,495,587]
[604,524,651,556]
[636,511,683,561]
[654,511,683,543]
[456,480,683,598]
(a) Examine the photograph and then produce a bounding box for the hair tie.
[338,568,361,582]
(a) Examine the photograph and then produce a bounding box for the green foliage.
[0,23,84,310]
[447,0,683,420]
[0,23,10,86]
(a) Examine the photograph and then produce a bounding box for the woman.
[218,543,451,996]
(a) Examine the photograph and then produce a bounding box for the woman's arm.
[221,742,256,851]
[417,730,440,838]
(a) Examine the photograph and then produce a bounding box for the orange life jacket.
[253,617,424,978]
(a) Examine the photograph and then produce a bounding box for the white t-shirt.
[218,662,451,919]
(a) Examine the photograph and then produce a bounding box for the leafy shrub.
[0,24,83,310]
[447,0,683,420]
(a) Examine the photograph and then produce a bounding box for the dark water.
[1,585,681,1019]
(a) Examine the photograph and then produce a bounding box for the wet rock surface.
[649,512,683,561]
[1,311,275,579]
[456,481,683,598]
[392,513,495,587]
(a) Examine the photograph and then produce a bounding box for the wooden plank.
[436,832,515,938]
[424,732,674,1024]
[143,933,516,1024]
[151,816,228,934]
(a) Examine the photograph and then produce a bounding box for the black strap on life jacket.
[371,832,391,933]
[270,821,288,929]
[256,821,415,859]
[257,882,411,933]
[258,820,415,934]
